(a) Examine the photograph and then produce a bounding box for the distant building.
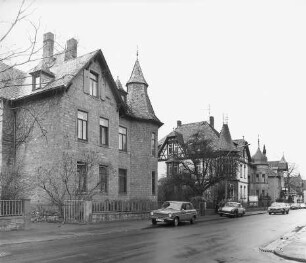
[268,155,288,202]
[158,117,251,203]
[248,144,269,204]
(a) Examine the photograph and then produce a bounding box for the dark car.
[218,202,246,217]
[290,203,301,210]
[268,202,290,214]
[150,201,197,226]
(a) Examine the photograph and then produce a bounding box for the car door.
[180,203,187,221]
[185,203,193,220]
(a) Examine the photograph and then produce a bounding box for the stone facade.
[0,33,162,203]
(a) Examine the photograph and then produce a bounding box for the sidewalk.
[0,210,266,247]
[273,226,306,262]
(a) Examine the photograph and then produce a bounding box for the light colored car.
[150,201,197,226]
[268,202,290,214]
[300,203,306,209]
[218,202,246,217]
[290,203,301,210]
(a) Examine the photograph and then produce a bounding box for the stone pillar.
[84,201,92,223]
[22,199,31,229]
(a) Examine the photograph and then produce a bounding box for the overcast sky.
[1,0,306,179]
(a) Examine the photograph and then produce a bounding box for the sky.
[1,0,306,179]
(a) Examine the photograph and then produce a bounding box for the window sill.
[99,144,110,149]
[78,139,88,143]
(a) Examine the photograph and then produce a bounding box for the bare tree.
[284,163,299,202]
[0,0,40,77]
[36,151,105,217]
[164,132,240,200]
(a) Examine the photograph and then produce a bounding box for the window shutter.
[100,75,105,100]
[83,69,90,94]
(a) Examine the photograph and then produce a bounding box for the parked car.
[218,202,245,217]
[150,201,197,226]
[268,202,290,214]
[300,203,306,209]
[290,203,301,210]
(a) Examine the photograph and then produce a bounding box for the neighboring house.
[0,32,162,202]
[268,155,288,202]
[248,144,269,203]
[289,174,304,203]
[158,117,250,203]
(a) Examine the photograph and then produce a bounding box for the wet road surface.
[1,209,306,263]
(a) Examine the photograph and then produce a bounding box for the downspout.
[13,108,17,165]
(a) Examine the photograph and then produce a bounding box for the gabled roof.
[0,50,99,100]
[126,59,148,86]
[158,121,220,154]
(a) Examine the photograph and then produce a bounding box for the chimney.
[177,120,182,127]
[65,38,78,61]
[43,32,54,63]
[209,116,214,128]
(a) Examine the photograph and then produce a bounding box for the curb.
[259,225,306,262]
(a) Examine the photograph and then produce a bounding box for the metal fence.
[0,200,24,217]
[92,200,158,213]
[63,200,85,223]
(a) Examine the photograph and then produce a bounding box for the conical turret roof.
[126,59,148,86]
[252,147,268,164]
[280,154,287,163]
[218,123,237,152]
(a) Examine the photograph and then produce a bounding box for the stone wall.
[92,211,150,223]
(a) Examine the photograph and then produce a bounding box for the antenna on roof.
[136,45,139,60]
[258,134,260,148]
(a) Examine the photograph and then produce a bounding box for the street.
[1,210,306,263]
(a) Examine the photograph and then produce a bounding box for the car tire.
[269,212,271,215]
[190,216,196,224]
[219,213,223,217]
[234,211,238,218]
[173,217,179,227]
[152,219,157,225]
[286,211,289,214]
[282,210,285,215]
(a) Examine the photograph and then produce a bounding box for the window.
[99,118,109,146]
[240,185,243,198]
[33,75,41,90]
[167,163,173,176]
[119,126,127,151]
[244,165,246,179]
[77,110,88,141]
[89,71,98,97]
[151,133,156,156]
[119,169,127,194]
[168,143,173,155]
[77,162,87,192]
[152,171,156,195]
[244,186,246,198]
[99,165,108,193]
[240,164,243,178]
[262,190,265,196]
[256,174,259,182]
[173,163,179,174]
[262,174,265,183]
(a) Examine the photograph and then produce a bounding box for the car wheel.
[173,217,179,227]
[234,211,238,218]
[269,212,271,215]
[286,211,289,214]
[152,219,157,225]
[219,213,223,217]
[190,216,196,224]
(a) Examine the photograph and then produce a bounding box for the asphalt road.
[2,209,306,263]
